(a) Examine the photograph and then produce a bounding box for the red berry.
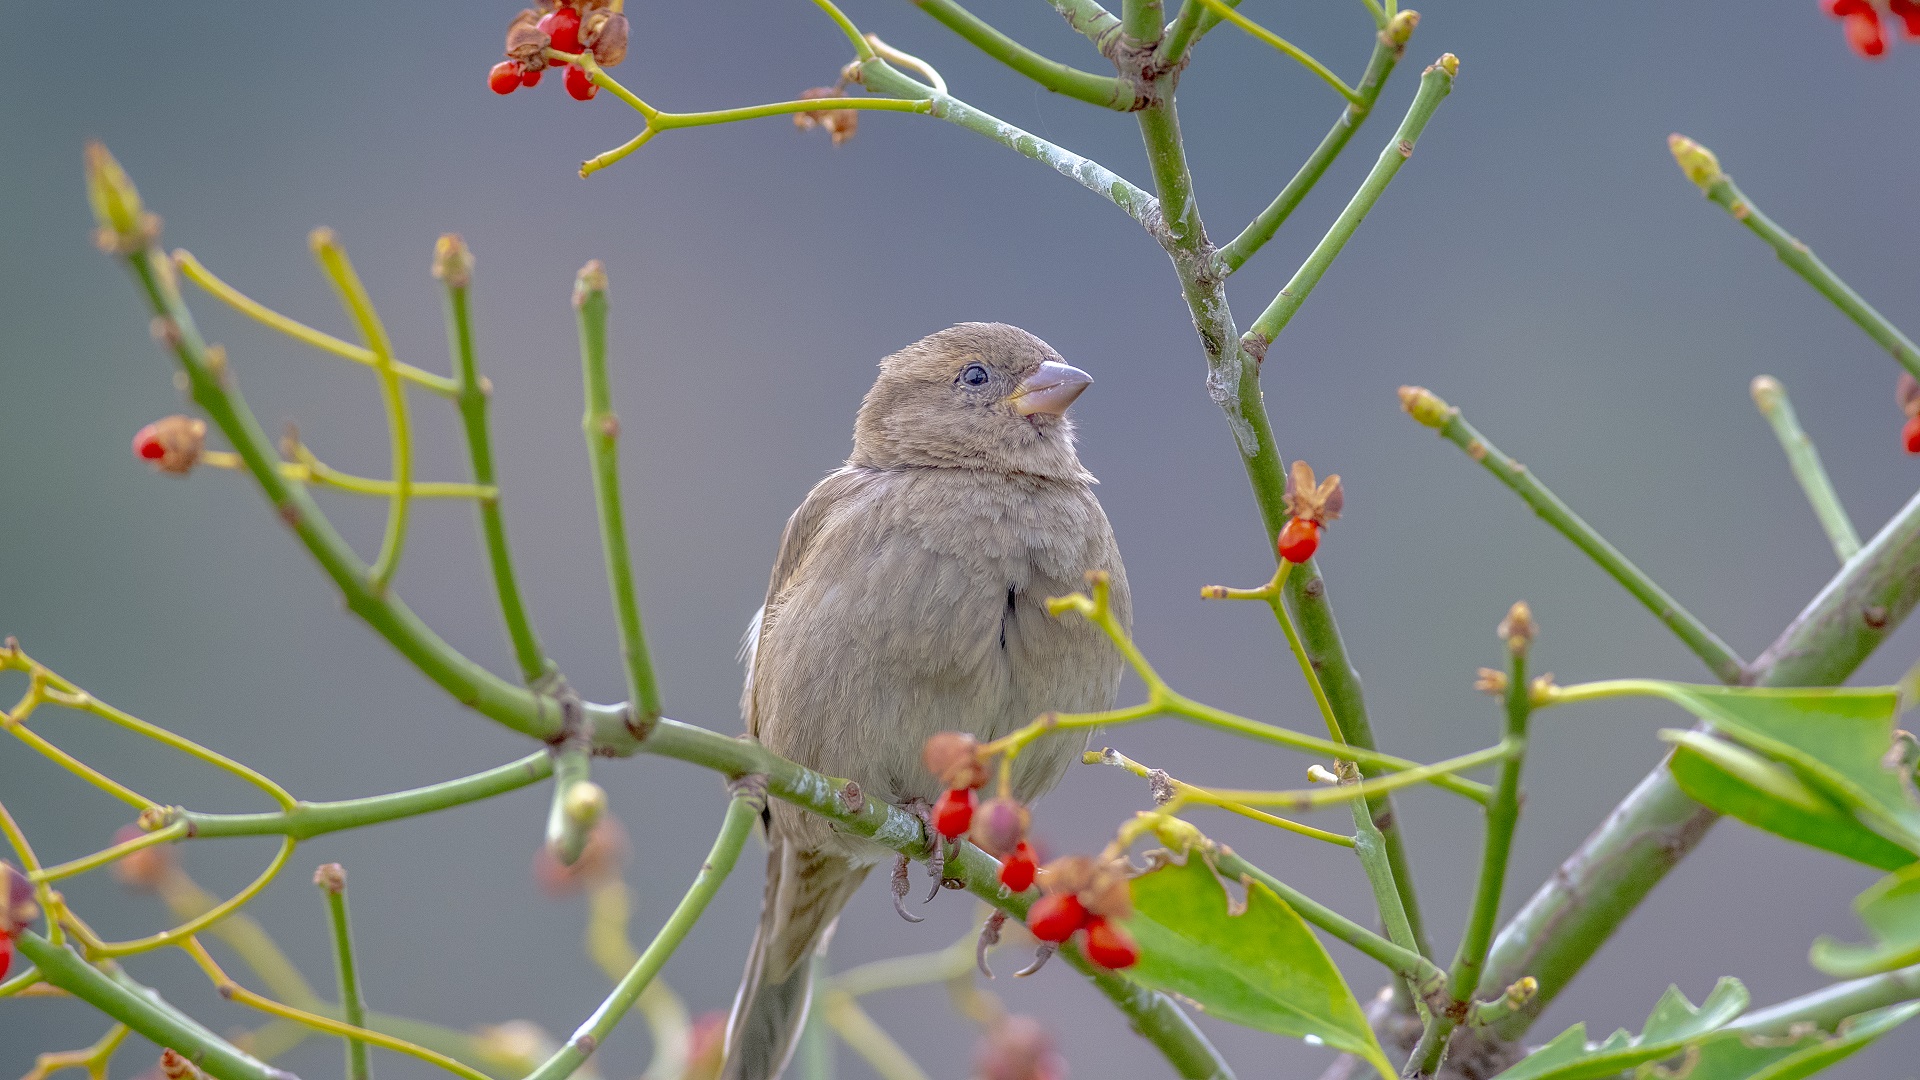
[1277,517,1320,563]
[1082,917,1139,969]
[999,842,1038,892]
[932,788,975,839]
[0,935,11,981]
[1902,415,1920,454]
[1026,893,1088,943]
[1845,9,1887,56]
[537,5,584,54]
[521,66,544,88]
[564,64,598,101]
[133,428,165,460]
[489,61,523,95]
[1825,0,1873,15]
[1891,0,1920,37]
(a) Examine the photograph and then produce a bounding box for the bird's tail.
[721,841,870,1080]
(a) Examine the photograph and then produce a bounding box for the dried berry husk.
[921,730,987,789]
[506,18,552,69]
[1038,853,1096,896]
[137,415,207,474]
[584,10,628,67]
[1079,859,1133,921]
[1282,459,1342,524]
[969,797,1030,857]
[1899,372,1920,418]
[975,1015,1067,1080]
[794,87,858,146]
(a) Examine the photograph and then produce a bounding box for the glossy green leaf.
[1643,684,1920,853]
[1490,977,1747,1080]
[1811,861,1920,977]
[1123,851,1391,1079]
[1663,729,1917,871]
[1677,1001,1920,1080]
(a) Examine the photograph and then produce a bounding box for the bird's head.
[850,322,1094,479]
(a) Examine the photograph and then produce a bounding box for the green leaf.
[1662,729,1917,871]
[1676,1001,1920,1080]
[1123,850,1391,1079]
[1490,977,1748,1080]
[1811,861,1920,977]
[1639,683,1920,853]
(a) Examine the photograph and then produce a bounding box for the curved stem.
[1214,849,1443,995]
[521,791,759,1080]
[85,838,295,958]
[810,0,875,59]
[309,231,412,592]
[172,251,458,396]
[909,0,1136,109]
[32,820,189,884]
[1189,0,1362,104]
[182,751,552,840]
[1088,747,1357,847]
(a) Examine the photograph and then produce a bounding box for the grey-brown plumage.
[721,323,1131,1080]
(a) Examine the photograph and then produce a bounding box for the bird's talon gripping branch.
[977,909,1006,978]
[1013,942,1056,978]
[890,854,923,924]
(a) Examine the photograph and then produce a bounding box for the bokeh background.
[5,2,1919,1077]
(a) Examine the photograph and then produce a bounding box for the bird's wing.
[742,467,876,740]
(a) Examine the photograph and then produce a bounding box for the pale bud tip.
[1668,134,1724,192]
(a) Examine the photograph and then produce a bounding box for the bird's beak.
[1011,360,1093,417]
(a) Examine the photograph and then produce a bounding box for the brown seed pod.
[1079,859,1133,921]
[969,797,1030,857]
[1899,372,1920,418]
[794,87,858,146]
[922,731,988,789]
[584,10,629,67]
[506,19,552,68]
[1038,854,1097,896]
[1282,460,1342,525]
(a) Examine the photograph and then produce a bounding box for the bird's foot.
[923,836,948,903]
[1014,941,1057,978]
[891,797,932,923]
[977,910,1007,978]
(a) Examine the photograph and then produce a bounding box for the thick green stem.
[909,0,1138,108]
[1047,0,1124,48]
[1241,57,1454,357]
[316,867,372,1080]
[1218,33,1404,274]
[438,245,551,684]
[13,931,292,1080]
[1682,147,1920,381]
[575,263,664,719]
[1409,396,1747,684]
[1751,375,1860,563]
[182,752,552,839]
[1473,483,1920,1042]
[522,792,759,1080]
[1120,0,1164,48]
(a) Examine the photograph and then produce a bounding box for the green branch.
[909,0,1139,109]
[522,791,759,1080]
[315,865,371,1080]
[575,262,664,720]
[1728,963,1920,1037]
[435,236,551,685]
[858,60,1161,231]
[1241,55,1455,357]
[1474,482,1920,1041]
[1751,375,1860,563]
[1047,0,1125,49]
[1398,386,1747,684]
[1120,0,1164,48]
[181,752,552,840]
[1670,135,1920,380]
[1218,20,1412,274]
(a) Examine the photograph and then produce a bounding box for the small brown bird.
[722,323,1131,1080]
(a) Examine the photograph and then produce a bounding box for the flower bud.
[1668,134,1724,193]
[922,731,988,789]
[564,780,608,828]
[85,142,157,254]
[133,416,207,475]
[1397,385,1453,429]
[970,797,1030,857]
[313,862,347,894]
[1498,601,1536,655]
[1384,10,1419,46]
[1434,53,1459,78]
[433,234,474,289]
[1079,860,1132,921]
[584,10,629,67]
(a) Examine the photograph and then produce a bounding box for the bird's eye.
[959,363,990,387]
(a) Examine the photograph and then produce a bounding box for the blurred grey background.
[4,2,1919,1077]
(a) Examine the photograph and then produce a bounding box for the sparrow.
[722,323,1131,1080]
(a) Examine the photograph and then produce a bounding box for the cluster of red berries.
[490,2,629,101]
[1277,460,1343,564]
[921,732,1138,970]
[1824,0,1920,57]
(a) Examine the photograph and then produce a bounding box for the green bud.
[85,141,155,253]
[1397,385,1454,429]
[1668,133,1724,192]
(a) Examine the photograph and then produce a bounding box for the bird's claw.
[977,910,1007,978]
[890,853,924,923]
[1014,941,1057,978]
[922,838,947,903]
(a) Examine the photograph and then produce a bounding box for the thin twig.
[315,867,372,1080]
[1751,375,1860,563]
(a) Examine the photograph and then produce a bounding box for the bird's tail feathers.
[721,843,868,1080]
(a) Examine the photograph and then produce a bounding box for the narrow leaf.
[1663,729,1917,871]
[1124,851,1391,1078]
[1676,1001,1920,1080]
[1811,861,1920,977]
